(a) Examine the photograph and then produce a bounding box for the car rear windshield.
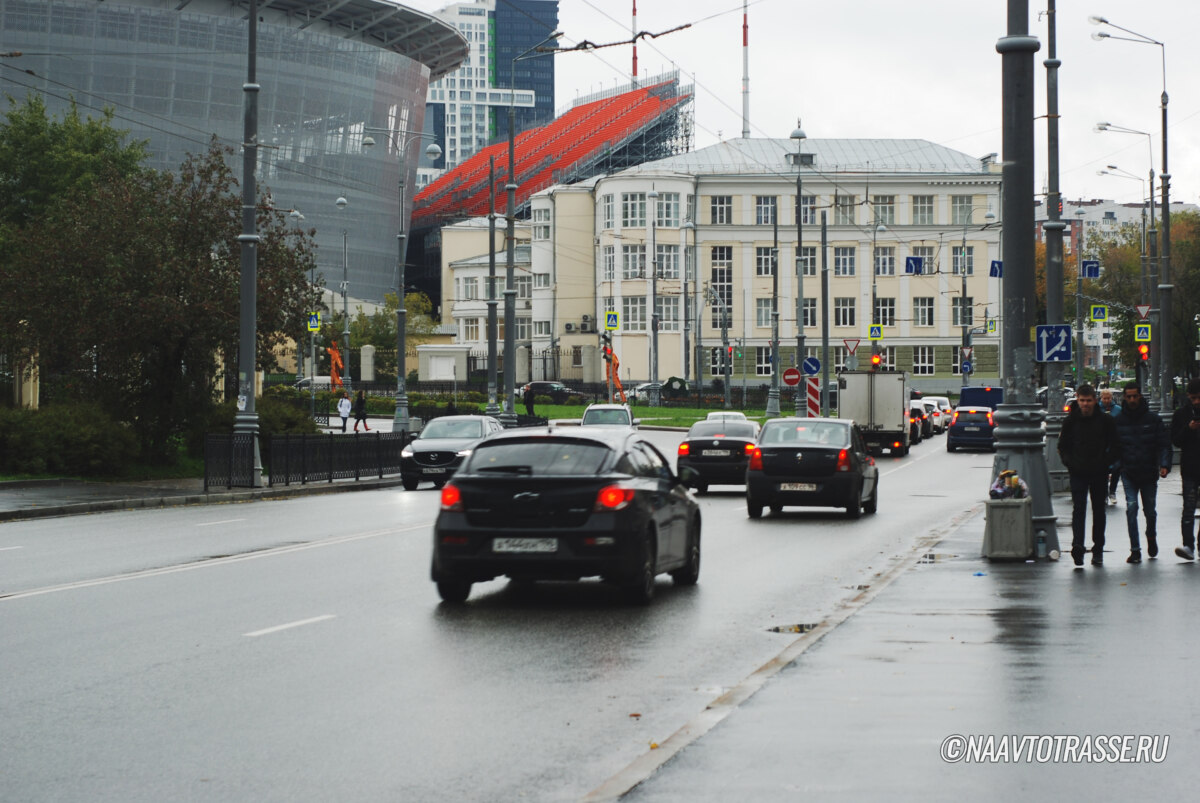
[421,419,483,439]
[760,422,849,447]
[689,421,758,439]
[466,439,612,476]
[955,411,992,425]
[582,409,630,425]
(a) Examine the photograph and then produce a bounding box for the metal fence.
[268,432,409,486]
[204,433,259,491]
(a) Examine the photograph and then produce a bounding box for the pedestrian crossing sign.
[307,312,321,332]
[605,311,619,330]
[1135,324,1151,342]
[868,324,883,341]
[1091,305,1108,322]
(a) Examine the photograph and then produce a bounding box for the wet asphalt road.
[1,429,990,801]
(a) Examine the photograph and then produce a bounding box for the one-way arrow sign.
[1035,324,1073,362]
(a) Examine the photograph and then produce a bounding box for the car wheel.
[436,578,472,603]
[770,505,783,515]
[625,533,657,605]
[845,482,863,519]
[402,477,419,491]
[946,439,956,453]
[671,519,701,586]
[747,498,763,519]
[864,483,878,515]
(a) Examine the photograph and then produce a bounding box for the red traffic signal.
[1138,343,1150,361]
[870,352,882,370]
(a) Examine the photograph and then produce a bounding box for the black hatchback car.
[676,419,761,493]
[400,415,505,490]
[745,418,879,519]
[431,427,701,604]
[517,381,587,404]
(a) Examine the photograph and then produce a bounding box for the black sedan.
[745,418,879,519]
[400,415,504,490]
[676,419,761,493]
[430,427,701,604]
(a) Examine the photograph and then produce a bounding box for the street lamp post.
[682,219,695,385]
[1096,166,1149,303]
[335,196,352,393]
[1091,14,1171,408]
[485,156,500,414]
[648,187,660,407]
[765,217,781,417]
[870,220,886,371]
[362,128,442,435]
[958,208,996,388]
[1074,207,1086,380]
[791,123,808,416]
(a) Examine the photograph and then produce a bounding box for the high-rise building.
[419,0,558,188]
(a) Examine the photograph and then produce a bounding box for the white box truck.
[837,371,911,456]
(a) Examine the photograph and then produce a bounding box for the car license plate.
[964,426,981,432]
[492,538,558,553]
[422,467,446,474]
[780,482,816,492]
[703,449,731,457]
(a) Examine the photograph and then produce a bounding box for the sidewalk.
[607,472,1195,801]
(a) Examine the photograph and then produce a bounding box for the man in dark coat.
[1170,377,1200,561]
[1058,384,1122,567]
[1112,382,1171,563]
[523,385,535,417]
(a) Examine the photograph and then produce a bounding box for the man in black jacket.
[1058,384,1122,567]
[1112,382,1171,563]
[1170,377,1200,560]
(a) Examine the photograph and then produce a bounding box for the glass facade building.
[0,0,467,303]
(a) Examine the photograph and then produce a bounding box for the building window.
[532,207,550,240]
[797,195,817,226]
[602,194,614,229]
[912,195,934,225]
[872,195,895,226]
[879,346,896,370]
[572,345,583,367]
[655,192,680,227]
[835,194,856,225]
[710,247,733,328]
[655,244,680,279]
[534,320,551,336]
[602,246,615,281]
[462,276,478,299]
[533,272,550,289]
[623,296,647,331]
[913,297,934,327]
[913,345,934,375]
[952,245,974,276]
[834,297,856,327]
[952,297,974,327]
[621,192,646,227]
[834,246,855,276]
[756,298,772,327]
[801,298,816,328]
[797,245,816,277]
[951,195,974,225]
[874,246,895,276]
[622,244,646,279]
[874,297,896,327]
[755,195,777,226]
[514,276,532,299]
[912,245,936,274]
[711,195,732,225]
[516,317,531,340]
[756,246,775,276]
[655,297,680,331]
[462,317,479,341]
[755,346,772,376]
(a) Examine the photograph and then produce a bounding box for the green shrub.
[0,403,138,477]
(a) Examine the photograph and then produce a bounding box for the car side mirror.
[632,419,641,427]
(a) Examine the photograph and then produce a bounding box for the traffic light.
[870,352,882,371]
[600,331,612,362]
[1138,343,1150,362]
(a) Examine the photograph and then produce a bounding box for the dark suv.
[518,381,586,404]
[946,407,997,452]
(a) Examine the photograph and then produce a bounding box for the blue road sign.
[868,324,883,340]
[1081,259,1101,279]
[307,312,321,332]
[904,256,925,275]
[1035,324,1073,362]
[989,260,1003,278]
[961,360,972,375]
[1090,305,1108,322]
[1135,324,1151,342]
[802,356,821,376]
[605,311,619,330]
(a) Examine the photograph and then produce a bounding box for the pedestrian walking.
[1171,377,1200,561]
[1112,382,1170,563]
[523,385,535,417]
[337,391,352,432]
[1099,387,1122,505]
[353,390,370,432]
[1057,383,1122,567]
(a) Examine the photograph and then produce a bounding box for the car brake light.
[595,485,635,511]
[440,484,463,511]
[744,442,755,456]
[987,411,995,426]
[749,447,763,471]
[837,449,851,472]
[951,411,960,425]
[678,442,690,456]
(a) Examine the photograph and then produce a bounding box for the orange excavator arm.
[609,352,626,403]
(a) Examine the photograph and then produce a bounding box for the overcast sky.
[405,0,1197,209]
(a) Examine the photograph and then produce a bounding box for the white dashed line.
[244,615,336,638]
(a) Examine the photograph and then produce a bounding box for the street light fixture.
[791,122,808,416]
[1091,14,1171,408]
[1096,165,1150,303]
[362,128,442,435]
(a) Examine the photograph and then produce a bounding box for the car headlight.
[456,449,472,458]
[401,447,414,458]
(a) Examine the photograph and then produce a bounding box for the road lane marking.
[195,518,246,527]
[0,546,23,551]
[582,501,984,803]
[244,614,336,637]
[0,522,430,602]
